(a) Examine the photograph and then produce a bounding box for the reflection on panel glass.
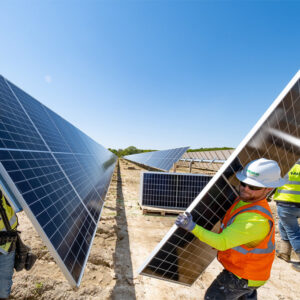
[124,147,189,171]
[141,172,212,209]
[0,75,117,286]
[139,71,300,285]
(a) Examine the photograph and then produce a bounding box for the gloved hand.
[175,212,196,231]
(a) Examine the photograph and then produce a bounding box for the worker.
[0,190,18,300]
[273,160,300,272]
[176,158,286,300]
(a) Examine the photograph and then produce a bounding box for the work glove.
[175,212,196,231]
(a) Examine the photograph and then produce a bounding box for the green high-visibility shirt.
[191,200,270,287]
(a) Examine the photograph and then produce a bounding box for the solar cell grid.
[77,131,100,156]
[0,75,117,286]
[0,77,47,152]
[8,79,92,155]
[10,84,71,153]
[139,71,300,286]
[141,172,212,209]
[45,107,91,155]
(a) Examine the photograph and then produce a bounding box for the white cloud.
[44,75,52,83]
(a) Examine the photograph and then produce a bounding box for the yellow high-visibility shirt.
[273,163,300,203]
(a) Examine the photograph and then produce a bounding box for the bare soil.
[10,159,300,299]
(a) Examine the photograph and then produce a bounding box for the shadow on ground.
[111,161,136,299]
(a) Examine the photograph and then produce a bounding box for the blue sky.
[0,0,299,150]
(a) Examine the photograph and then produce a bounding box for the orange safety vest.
[217,197,275,281]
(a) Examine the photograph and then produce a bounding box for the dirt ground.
[10,159,300,299]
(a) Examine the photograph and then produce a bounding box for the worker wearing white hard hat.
[236,158,286,188]
[176,158,286,300]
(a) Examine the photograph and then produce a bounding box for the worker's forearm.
[191,225,232,251]
[190,214,269,251]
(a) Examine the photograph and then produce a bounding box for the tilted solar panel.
[0,75,117,286]
[139,70,300,285]
[178,150,235,172]
[124,147,189,171]
[141,172,212,210]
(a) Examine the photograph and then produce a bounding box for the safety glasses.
[240,181,264,191]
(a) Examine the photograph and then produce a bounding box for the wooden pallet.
[141,205,184,216]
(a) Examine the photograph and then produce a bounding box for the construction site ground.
[10,159,300,299]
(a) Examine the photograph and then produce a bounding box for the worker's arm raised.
[175,212,270,251]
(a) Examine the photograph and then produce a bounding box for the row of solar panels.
[0,75,118,286]
[123,146,189,171]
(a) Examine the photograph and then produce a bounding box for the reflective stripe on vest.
[232,230,274,254]
[0,214,17,232]
[226,205,274,255]
[221,205,272,229]
[285,181,300,185]
[275,190,300,196]
[227,205,273,226]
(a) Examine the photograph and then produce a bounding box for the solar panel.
[141,172,212,210]
[124,147,189,171]
[0,75,117,287]
[178,150,234,172]
[138,70,300,285]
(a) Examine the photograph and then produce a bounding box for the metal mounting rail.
[179,158,226,164]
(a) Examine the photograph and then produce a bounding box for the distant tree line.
[108,146,234,157]
[108,146,155,157]
[187,147,234,152]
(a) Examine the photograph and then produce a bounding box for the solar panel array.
[141,172,212,210]
[178,149,234,172]
[124,147,189,171]
[0,75,117,286]
[139,70,300,285]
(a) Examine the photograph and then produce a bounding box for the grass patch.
[34,281,44,295]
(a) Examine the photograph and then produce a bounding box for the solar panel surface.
[139,70,300,285]
[0,75,117,286]
[124,147,189,171]
[141,172,212,210]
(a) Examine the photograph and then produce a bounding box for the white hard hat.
[236,158,286,188]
